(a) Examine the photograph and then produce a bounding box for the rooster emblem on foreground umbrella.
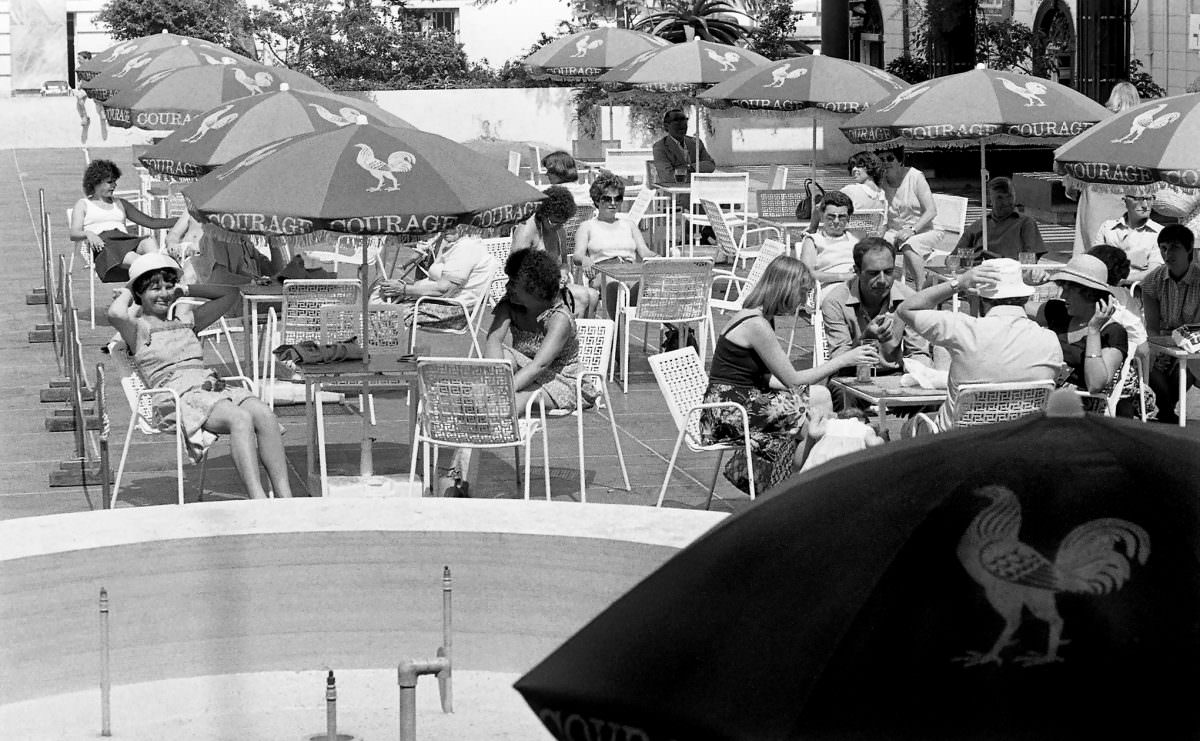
[705,49,742,73]
[354,143,416,191]
[956,485,1149,667]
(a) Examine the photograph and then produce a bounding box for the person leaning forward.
[821,236,931,376]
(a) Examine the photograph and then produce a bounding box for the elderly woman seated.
[372,223,495,329]
[573,171,657,320]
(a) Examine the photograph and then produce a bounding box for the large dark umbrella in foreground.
[517,393,1200,740]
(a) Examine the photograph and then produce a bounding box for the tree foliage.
[631,0,752,44]
[1128,59,1166,100]
[745,0,799,61]
[96,0,255,57]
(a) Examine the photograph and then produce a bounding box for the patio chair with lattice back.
[408,357,551,500]
[408,256,500,358]
[1076,351,1135,417]
[261,278,360,400]
[562,205,596,280]
[649,347,756,509]
[682,172,750,255]
[545,318,630,502]
[613,257,714,393]
[784,280,824,367]
[707,239,787,346]
[907,380,1055,435]
[701,199,781,270]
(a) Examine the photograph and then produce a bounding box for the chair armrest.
[905,412,937,437]
[683,401,750,440]
[736,225,782,248]
[412,295,471,311]
[711,272,747,290]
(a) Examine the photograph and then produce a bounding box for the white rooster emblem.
[765,63,806,88]
[309,104,366,127]
[1111,103,1181,144]
[180,105,239,143]
[877,84,930,112]
[863,66,905,89]
[215,140,291,181]
[706,49,742,73]
[199,52,239,66]
[232,67,274,94]
[102,42,137,63]
[624,49,659,69]
[113,54,151,78]
[570,35,604,58]
[999,78,1049,107]
[354,143,416,192]
[139,69,176,87]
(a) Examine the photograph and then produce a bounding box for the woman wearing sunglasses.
[878,147,941,290]
[573,172,657,320]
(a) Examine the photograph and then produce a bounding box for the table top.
[242,282,285,297]
[1149,335,1200,357]
[831,375,948,403]
[297,357,419,380]
[593,260,646,283]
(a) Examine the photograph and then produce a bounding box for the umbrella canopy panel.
[840,68,1109,150]
[139,87,414,179]
[524,28,670,82]
[597,39,769,93]
[81,40,255,102]
[700,54,908,114]
[517,411,1200,740]
[76,32,241,82]
[1055,92,1200,193]
[103,64,327,131]
[184,124,546,236]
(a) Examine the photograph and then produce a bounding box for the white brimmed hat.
[126,253,182,288]
[976,258,1034,299]
[1049,254,1113,295]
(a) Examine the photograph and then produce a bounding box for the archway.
[1034,0,1076,87]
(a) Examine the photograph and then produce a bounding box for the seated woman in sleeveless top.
[700,256,879,493]
[70,159,177,282]
[511,185,599,317]
[573,172,658,320]
[107,254,293,500]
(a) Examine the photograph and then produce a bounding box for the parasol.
[841,68,1108,248]
[517,391,1200,740]
[76,31,244,82]
[81,38,255,102]
[700,54,909,179]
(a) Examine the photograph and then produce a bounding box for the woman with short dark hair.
[70,159,176,282]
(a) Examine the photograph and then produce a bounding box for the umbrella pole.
[980,141,988,254]
[811,115,818,182]
[607,94,614,142]
[360,233,373,478]
[694,103,701,171]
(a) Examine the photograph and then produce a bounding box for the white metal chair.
[769,164,789,190]
[701,199,781,269]
[408,256,499,358]
[507,150,522,177]
[682,172,750,255]
[929,193,969,255]
[546,318,631,502]
[908,380,1055,435]
[1077,351,1136,417]
[572,139,621,162]
[65,208,100,328]
[408,357,551,500]
[784,280,824,365]
[708,239,787,346]
[258,279,360,401]
[649,347,755,508]
[168,299,246,380]
[613,257,714,393]
[603,148,652,194]
[845,209,887,240]
[110,340,258,508]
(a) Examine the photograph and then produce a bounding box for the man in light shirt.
[1095,193,1163,284]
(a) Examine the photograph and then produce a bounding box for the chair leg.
[197,451,209,502]
[174,424,186,506]
[602,385,631,492]
[621,315,631,394]
[743,426,756,500]
[705,451,725,511]
[112,416,139,509]
[540,418,551,501]
[656,427,689,507]
[316,387,329,497]
[522,442,533,500]
[407,428,422,491]
[576,399,587,503]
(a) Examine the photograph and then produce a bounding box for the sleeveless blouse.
[82,198,128,234]
[583,218,640,263]
[708,315,772,391]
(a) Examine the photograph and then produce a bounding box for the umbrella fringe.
[850,135,1077,151]
[1058,174,1200,197]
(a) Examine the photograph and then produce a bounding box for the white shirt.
[1096,217,1163,273]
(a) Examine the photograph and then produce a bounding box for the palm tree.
[630,0,752,44]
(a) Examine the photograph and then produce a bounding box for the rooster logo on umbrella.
[354,143,416,192]
[1111,103,1181,144]
[765,63,806,88]
[706,49,742,73]
[955,485,1149,667]
[570,35,603,58]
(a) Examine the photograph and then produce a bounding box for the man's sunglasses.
[598,195,625,205]
[880,153,898,163]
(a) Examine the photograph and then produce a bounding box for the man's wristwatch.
[948,276,961,292]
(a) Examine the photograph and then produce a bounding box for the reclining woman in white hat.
[1037,254,1135,415]
[108,254,293,499]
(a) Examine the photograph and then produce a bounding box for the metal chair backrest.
[952,381,1055,428]
[416,358,521,444]
[320,303,408,360]
[623,187,655,225]
[573,139,621,161]
[481,236,513,268]
[110,344,158,435]
[690,173,750,219]
[563,204,595,261]
[932,193,969,235]
[743,239,787,291]
[648,347,708,446]
[575,318,616,379]
[281,279,360,344]
[635,257,714,322]
[700,199,740,256]
[604,148,652,184]
[769,165,789,190]
[507,150,522,177]
[755,189,807,220]
[846,209,886,237]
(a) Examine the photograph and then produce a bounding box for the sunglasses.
[667,117,689,124]
[598,195,624,205]
[880,154,898,163]
[824,213,851,221]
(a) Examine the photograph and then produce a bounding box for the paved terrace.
[4,143,1197,521]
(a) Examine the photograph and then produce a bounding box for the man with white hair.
[897,258,1063,431]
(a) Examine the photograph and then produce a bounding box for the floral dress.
[500,299,582,410]
[699,315,809,493]
[130,319,256,462]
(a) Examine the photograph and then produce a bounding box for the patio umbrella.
[138,84,415,179]
[700,55,909,179]
[597,40,769,169]
[523,27,670,140]
[185,120,543,484]
[516,392,1200,740]
[81,38,255,102]
[76,31,241,82]
[840,68,1109,248]
[103,63,327,131]
[1054,92,1200,197]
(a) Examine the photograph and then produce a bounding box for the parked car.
[41,80,71,96]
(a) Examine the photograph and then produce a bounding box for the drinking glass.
[1018,251,1037,265]
[945,253,961,273]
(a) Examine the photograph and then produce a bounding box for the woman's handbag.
[794,178,827,221]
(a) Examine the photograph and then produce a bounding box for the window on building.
[405,8,459,35]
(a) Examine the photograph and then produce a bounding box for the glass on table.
[855,339,881,383]
[955,247,977,270]
[1018,251,1037,265]
[945,252,961,272]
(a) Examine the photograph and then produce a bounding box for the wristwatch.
[948,276,961,292]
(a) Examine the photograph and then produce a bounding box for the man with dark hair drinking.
[1142,224,1200,423]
